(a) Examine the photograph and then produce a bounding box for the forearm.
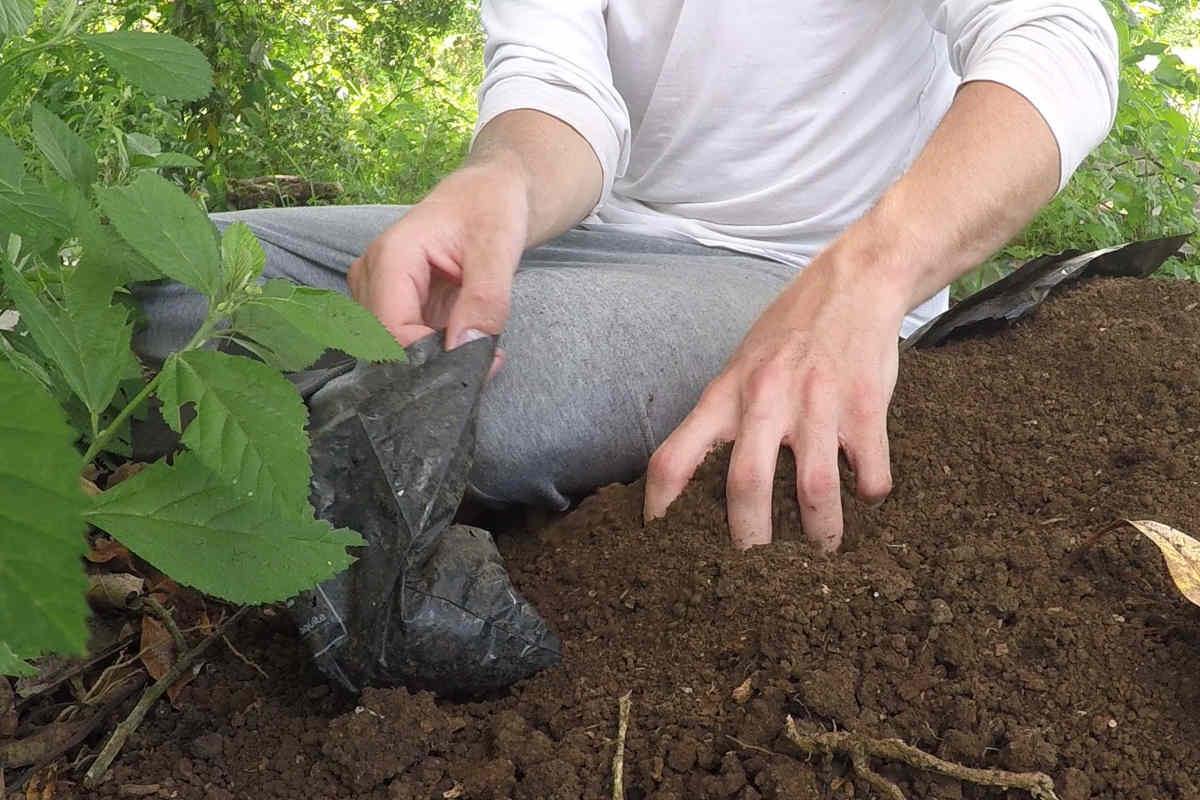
[439,108,603,249]
[823,80,1061,316]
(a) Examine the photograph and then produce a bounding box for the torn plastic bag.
[903,233,1192,350]
[288,332,562,695]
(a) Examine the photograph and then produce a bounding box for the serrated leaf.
[1127,519,1200,607]
[131,152,202,169]
[234,279,407,371]
[124,132,161,157]
[221,221,265,292]
[97,172,221,297]
[82,31,213,102]
[155,350,310,516]
[0,176,72,254]
[74,208,162,285]
[2,259,133,418]
[0,363,89,659]
[31,103,98,191]
[0,641,34,677]
[86,454,361,604]
[0,0,34,36]
[0,135,23,193]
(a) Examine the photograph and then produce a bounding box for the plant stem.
[80,317,220,465]
[82,373,160,465]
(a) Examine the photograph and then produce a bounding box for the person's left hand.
[643,249,907,550]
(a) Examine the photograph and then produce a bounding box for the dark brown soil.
[52,279,1200,799]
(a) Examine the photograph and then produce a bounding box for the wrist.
[427,157,532,247]
[819,202,948,321]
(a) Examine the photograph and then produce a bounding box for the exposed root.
[611,692,631,800]
[783,716,1061,800]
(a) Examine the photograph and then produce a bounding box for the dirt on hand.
[55,278,1200,800]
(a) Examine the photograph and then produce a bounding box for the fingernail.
[451,328,488,349]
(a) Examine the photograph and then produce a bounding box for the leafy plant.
[0,3,407,675]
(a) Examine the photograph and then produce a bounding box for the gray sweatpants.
[135,205,795,510]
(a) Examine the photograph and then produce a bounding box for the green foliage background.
[3,0,1194,277]
[1,0,483,207]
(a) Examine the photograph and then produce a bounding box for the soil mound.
[82,279,1200,800]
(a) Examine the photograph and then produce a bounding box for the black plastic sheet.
[903,234,1192,350]
[289,333,561,695]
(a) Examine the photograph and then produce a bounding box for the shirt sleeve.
[475,0,632,204]
[921,1,1119,191]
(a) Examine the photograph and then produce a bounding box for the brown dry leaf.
[80,476,101,497]
[731,677,753,704]
[1127,520,1200,606]
[24,763,57,800]
[139,615,175,684]
[85,535,134,571]
[86,573,144,611]
[105,462,147,489]
[0,723,87,768]
[139,605,195,705]
[1,677,16,738]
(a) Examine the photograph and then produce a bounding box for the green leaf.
[124,132,161,157]
[31,103,98,191]
[234,279,407,371]
[82,31,213,102]
[74,208,162,285]
[0,362,89,659]
[130,152,202,169]
[2,259,133,419]
[97,172,221,297]
[0,176,72,254]
[220,221,265,292]
[0,641,34,677]
[0,0,34,36]
[155,350,311,516]
[0,135,23,193]
[86,454,360,605]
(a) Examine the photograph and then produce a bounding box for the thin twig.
[1069,519,1126,569]
[725,734,776,757]
[15,635,138,713]
[611,692,631,800]
[783,717,1060,800]
[222,635,268,679]
[83,607,248,788]
[136,596,187,654]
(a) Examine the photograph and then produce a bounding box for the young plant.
[0,2,406,675]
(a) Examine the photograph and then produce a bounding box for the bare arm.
[348,108,602,349]
[837,80,1059,316]
[466,108,603,248]
[644,81,1064,549]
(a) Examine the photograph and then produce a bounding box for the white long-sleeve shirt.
[474,1,1119,334]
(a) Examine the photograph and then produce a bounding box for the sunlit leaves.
[81,31,213,101]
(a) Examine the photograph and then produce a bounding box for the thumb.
[445,249,518,349]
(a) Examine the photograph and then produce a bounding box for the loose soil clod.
[52,279,1200,799]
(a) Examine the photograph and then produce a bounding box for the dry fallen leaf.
[105,462,148,489]
[1127,520,1200,606]
[86,573,145,611]
[731,677,753,704]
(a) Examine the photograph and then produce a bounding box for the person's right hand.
[348,160,531,360]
